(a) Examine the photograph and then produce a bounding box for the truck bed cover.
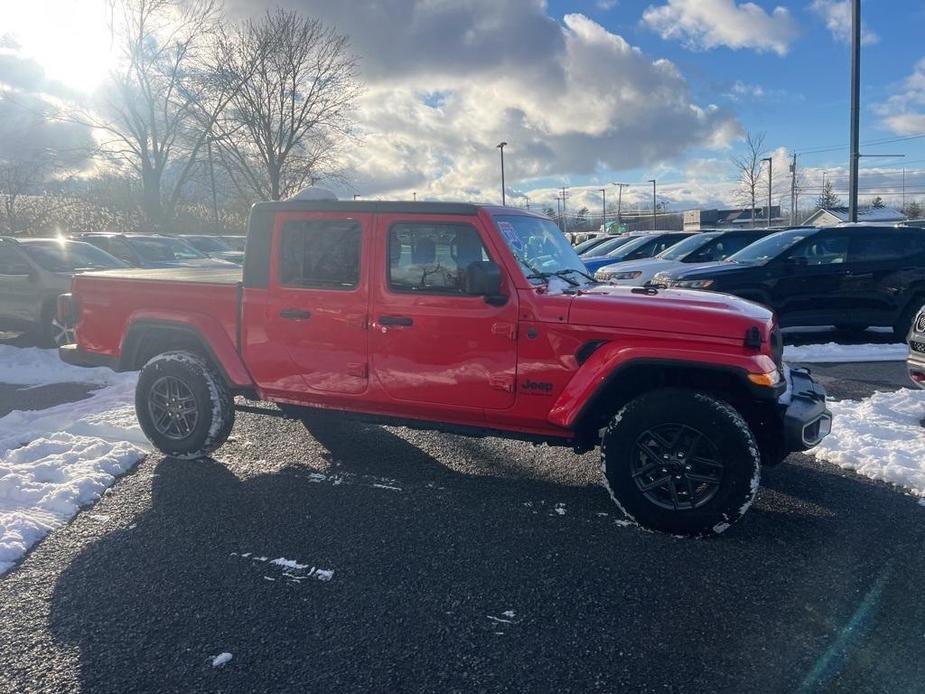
[83,267,242,284]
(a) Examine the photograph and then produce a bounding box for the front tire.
[135,351,235,459]
[601,388,760,536]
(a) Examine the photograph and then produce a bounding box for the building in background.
[802,206,906,227]
[683,206,783,231]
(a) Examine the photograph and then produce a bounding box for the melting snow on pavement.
[0,347,147,574]
[811,388,925,500]
[784,342,908,364]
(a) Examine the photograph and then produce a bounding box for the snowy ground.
[783,342,908,363]
[0,347,147,574]
[811,388,925,502]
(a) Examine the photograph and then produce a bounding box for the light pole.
[648,179,657,230]
[848,0,861,222]
[761,157,773,227]
[612,182,628,230]
[599,188,606,230]
[496,142,508,206]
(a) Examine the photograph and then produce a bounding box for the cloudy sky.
[4,0,925,215]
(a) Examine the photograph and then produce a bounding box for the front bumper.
[908,338,925,389]
[779,367,832,451]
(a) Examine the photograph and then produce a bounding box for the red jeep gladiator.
[59,200,831,536]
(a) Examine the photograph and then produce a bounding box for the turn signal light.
[747,370,781,387]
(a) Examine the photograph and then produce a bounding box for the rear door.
[844,230,925,326]
[256,213,372,398]
[370,215,518,410]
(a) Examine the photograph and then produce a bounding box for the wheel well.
[573,362,757,443]
[122,324,226,381]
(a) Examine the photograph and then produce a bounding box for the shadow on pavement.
[45,421,925,693]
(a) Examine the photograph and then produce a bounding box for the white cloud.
[641,0,799,56]
[809,0,879,45]
[235,3,743,203]
[876,58,925,136]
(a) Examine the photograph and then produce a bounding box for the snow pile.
[0,346,121,386]
[784,342,908,363]
[0,348,147,574]
[812,389,925,499]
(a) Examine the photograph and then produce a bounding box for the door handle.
[279,308,311,320]
[378,315,413,327]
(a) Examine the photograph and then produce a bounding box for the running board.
[234,403,294,418]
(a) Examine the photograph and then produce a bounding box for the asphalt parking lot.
[1,335,923,693]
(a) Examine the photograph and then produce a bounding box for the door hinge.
[491,322,517,340]
[347,362,368,378]
[489,375,515,393]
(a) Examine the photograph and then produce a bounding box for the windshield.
[494,214,589,285]
[727,229,813,264]
[184,236,231,253]
[130,236,207,261]
[22,240,126,272]
[222,236,246,251]
[603,234,659,261]
[582,235,640,258]
[656,233,719,261]
[573,236,610,254]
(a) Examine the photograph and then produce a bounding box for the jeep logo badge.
[521,379,553,394]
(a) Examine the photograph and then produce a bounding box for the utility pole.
[848,0,861,222]
[612,182,628,230]
[207,137,219,231]
[648,179,657,230]
[762,157,773,227]
[902,167,906,212]
[790,153,797,225]
[555,195,562,230]
[560,187,569,235]
[413,192,416,201]
[599,188,607,230]
[496,142,508,206]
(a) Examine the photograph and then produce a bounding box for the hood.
[569,284,772,340]
[142,258,235,269]
[661,260,756,282]
[597,258,679,275]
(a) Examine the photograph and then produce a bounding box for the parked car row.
[584,225,925,338]
[0,232,244,346]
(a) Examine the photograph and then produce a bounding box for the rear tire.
[135,351,234,459]
[601,388,760,537]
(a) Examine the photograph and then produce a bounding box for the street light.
[648,179,657,230]
[761,157,773,227]
[612,182,628,229]
[599,188,606,231]
[496,142,508,206]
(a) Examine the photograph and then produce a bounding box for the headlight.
[675,279,715,289]
[611,271,643,280]
[651,273,671,285]
[595,271,615,281]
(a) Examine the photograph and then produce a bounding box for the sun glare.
[5,0,117,93]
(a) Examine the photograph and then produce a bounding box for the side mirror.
[464,260,506,305]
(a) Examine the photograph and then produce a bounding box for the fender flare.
[547,342,778,430]
[119,313,255,389]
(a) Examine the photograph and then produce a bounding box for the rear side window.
[279,219,362,289]
[0,246,31,275]
[388,222,489,294]
[850,232,925,262]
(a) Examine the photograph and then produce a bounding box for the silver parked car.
[0,236,126,346]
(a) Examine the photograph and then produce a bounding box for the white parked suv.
[908,307,925,388]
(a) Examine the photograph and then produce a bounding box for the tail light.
[57,293,79,323]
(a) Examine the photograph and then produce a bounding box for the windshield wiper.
[525,269,581,287]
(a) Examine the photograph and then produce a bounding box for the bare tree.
[211,9,360,200]
[70,0,250,228]
[731,131,766,228]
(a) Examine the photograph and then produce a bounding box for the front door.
[770,233,850,326]
[0,245,36,324]
[258,212,371,398]
[370,215,518,410]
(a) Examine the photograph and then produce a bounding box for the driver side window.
[787,236,848,265]
[388,223,489,294]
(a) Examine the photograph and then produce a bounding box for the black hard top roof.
[248,199,547,218]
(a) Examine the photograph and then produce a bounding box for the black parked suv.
[654,226,925,337]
